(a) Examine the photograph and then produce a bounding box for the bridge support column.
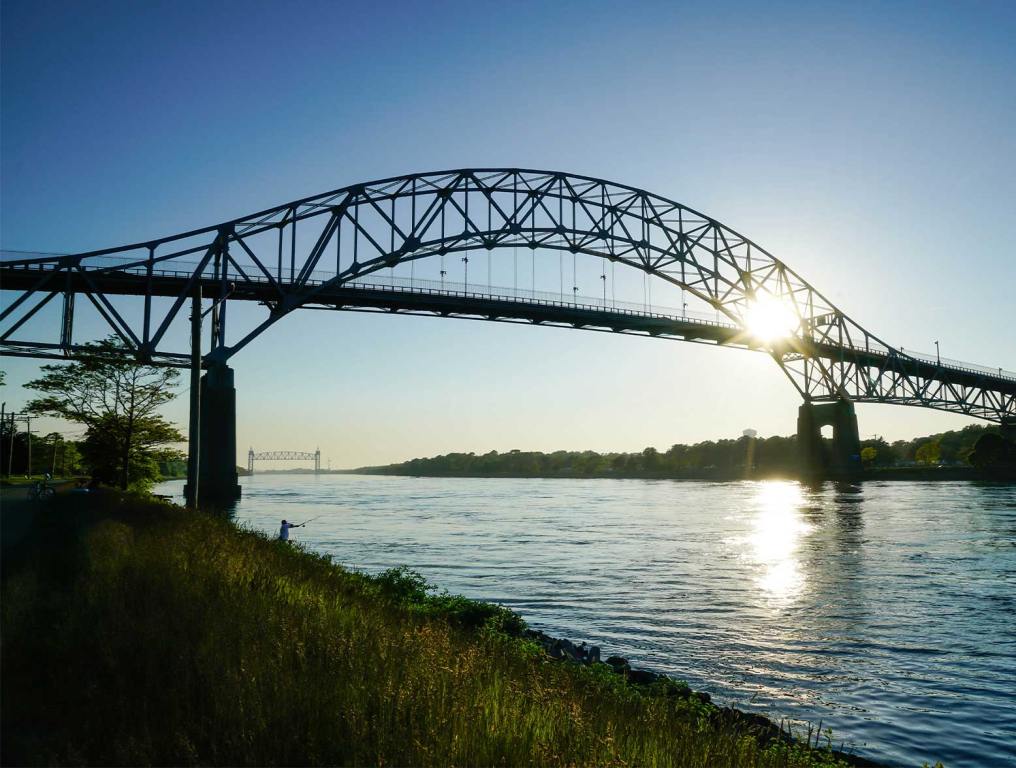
[1001,420,1016,444]
[797,399,861,478]
[185,362,241,507]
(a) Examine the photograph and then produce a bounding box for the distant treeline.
[357,424,1005,479]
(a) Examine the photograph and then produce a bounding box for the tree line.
[358,423,1007,479]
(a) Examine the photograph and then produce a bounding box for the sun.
[743,294,799,342]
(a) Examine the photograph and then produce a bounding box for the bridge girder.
[249,451,319,462]
[247,448,321,475]
[2,169,1013,422]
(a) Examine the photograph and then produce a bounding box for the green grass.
[0,474,82,487]
[2,495,859,767]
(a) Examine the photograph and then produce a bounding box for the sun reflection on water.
[747,481,813,605]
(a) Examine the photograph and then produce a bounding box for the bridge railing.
[345,273,731,326]
[832,335,1016,381]
[0,252,736,327]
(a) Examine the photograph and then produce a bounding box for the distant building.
[742,429,758,438]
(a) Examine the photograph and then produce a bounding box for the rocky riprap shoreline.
[525,629,883,768]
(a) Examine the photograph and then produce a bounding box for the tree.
[969,432,1016,476]
[860,446,877,466]
[80,414,183,488]
[914,440,941,465]
[25,337,183,490]
[641,446,661,473]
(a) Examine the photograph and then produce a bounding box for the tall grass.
[2,495,853,766]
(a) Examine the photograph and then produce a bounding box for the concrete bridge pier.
[1001,420,1016,443]
[184,362,242,507]
[797,399,862,478]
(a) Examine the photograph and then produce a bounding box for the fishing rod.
[296,515,323,527]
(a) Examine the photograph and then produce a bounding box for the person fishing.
[278,516,321,542]
[278,518,304,541]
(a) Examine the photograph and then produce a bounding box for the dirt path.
[1,482,78,552]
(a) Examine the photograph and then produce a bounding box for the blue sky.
[2,0,1015,466]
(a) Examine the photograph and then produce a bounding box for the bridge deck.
[1,262,1014,397]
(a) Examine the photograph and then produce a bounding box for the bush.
[374,564,431,602]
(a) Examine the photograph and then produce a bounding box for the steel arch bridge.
[2,168,1012,421]
[1,168,1013,498]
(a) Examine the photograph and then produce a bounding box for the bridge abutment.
[797,399,862,478]
[185,362,241,507]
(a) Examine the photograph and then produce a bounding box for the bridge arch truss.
[1,169,1013,422]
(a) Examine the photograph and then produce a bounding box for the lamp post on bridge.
[935,340,940,366]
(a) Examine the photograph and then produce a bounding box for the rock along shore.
[524,628,884,768]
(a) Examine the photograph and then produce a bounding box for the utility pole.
[51,435,59,477]
[25,415,31,477]
[186,288,202,508]
[7,413,16,477]
[0,402,4,477]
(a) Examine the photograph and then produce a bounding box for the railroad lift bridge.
[2,169,1014,505]
[247,449,321,475]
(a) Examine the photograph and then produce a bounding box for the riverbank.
[349,466,996,482]
[1,493,884,767]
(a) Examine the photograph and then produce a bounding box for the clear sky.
[2,0,1015,468]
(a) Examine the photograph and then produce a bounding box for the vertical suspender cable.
[440,204,446,289]
[514,245,518,296]
[410,182,416,288]
[572,252,577,301]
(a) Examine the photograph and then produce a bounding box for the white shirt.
[279,522,298,541]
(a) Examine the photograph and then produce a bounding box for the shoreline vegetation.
[348,423,1012,482]
[1,492,899,767]
[343,465,984,482]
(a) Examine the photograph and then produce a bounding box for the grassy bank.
[3,495,868,767]
[0,474,84,487]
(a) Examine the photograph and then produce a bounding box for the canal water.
[157,475,1016,768]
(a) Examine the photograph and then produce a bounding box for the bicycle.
[27,481,56,501]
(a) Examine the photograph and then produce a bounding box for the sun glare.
[749,481,812,604]
[743,295,799,343]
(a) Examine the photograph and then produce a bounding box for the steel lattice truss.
[249,451,318,462]
[2,169,1014,422]
[247,449,320,474]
